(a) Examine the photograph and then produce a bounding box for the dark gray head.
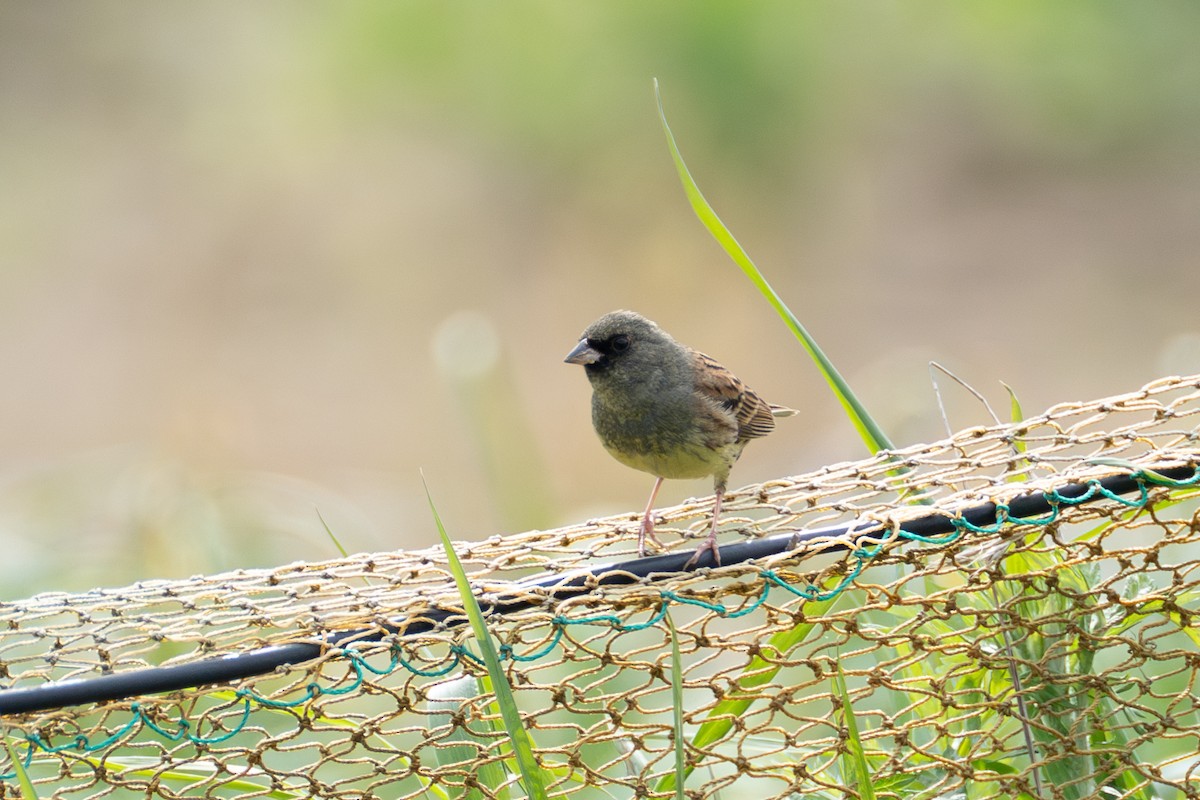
[563,310,679,376]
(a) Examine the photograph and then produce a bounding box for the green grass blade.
[80,755,306,798]
[832,663,875,800]
[4,741,39,799]
[658,594,838,793]
[428,675,510,800]
[654,78,893,455]
[1001,381,1024,426]
[691,598,831,752]
[666,613,686,800]
[423,474,548,800]
[315,508,350,558]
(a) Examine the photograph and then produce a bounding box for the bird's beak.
[564,338,601,365]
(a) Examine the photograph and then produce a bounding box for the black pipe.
[0,465,1193,716]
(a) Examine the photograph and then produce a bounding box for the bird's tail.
[770,404,799,418]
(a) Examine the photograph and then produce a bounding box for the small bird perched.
[564,310,795,567]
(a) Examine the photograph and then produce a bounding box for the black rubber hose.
[0,465,1193,716]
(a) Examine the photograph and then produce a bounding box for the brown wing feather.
[690,350,778,442]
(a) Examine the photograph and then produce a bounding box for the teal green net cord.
[2,374,1199,799]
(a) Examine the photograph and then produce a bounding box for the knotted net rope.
[2,374,1200,799]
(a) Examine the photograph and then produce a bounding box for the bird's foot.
[637,514,666,557]
[633,513,672,556]
[683,533,721,569]
[684,487,726,568]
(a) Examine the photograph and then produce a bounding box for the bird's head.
[563,310,673,374]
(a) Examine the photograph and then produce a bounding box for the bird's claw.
[683,536,721,569]
[637,515,666,557]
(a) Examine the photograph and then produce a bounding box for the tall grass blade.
[832,663,875,800]
[1002,381,1024,426]
[666,613,686,800]
[315,508,350,558]
[423,474,548,800]
[654,78,893,455]
[4,741,38,799]
[427,675,510,800]
[658,594,838,793]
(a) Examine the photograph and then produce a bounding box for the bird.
[564,310,795,568]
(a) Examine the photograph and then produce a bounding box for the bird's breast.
[591,391,740,480]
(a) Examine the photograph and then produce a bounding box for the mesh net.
[3,374,1200,799]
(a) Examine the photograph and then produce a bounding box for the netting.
[3,374,1200,799]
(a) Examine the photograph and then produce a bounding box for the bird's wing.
[691,350,777,441]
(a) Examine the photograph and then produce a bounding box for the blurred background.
[1,3,1198,596]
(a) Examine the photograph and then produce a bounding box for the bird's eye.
[610,335,630,352]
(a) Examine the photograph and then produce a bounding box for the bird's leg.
[637,476,667,556]
[684,482,725,569]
